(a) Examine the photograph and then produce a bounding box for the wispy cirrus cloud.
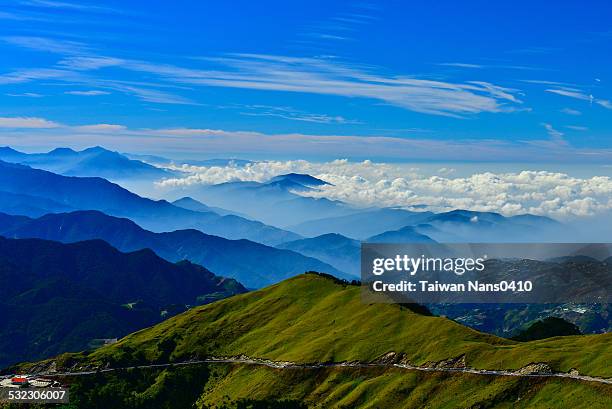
[2,36,88,54]
[546,87,612,109]
[0,67,80,85]
[2,35,523,116]
[438,63,484,69]
[0,38,193,105]
[0,67,191,104]
[297,3,380,44]
[74,123,126,132]
[64,90,110,96]
[439,62,543,71]
[65,52,523,117]
[566,125,588,131]
[111,84,193,104]
[547,88,591,100]
[19,0,120,14]
[57,56,125,70]
[238,105,360,124]
[178,54,524,117]
[0,11,33,20]
[561,108,582,115]
[306,33,350,41]
[542,122,567,145]
[597,99,612,109]
[5,92,44,97]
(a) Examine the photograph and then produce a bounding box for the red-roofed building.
[11,376,29,386]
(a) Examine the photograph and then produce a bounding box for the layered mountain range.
[0,210,344,288]
[0,145,605,381]
[0,159,299,246]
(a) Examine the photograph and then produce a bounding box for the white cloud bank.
[157,159,612,219]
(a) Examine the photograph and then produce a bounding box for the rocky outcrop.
[430,355,467,369]
[514,363,553,375]
[371,352,412,366]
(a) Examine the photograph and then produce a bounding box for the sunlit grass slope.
[59,273,611,378]
[198,365,611,409]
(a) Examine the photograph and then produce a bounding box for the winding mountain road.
[37,356,612,385]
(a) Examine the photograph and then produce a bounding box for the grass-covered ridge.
[43,273,611,378]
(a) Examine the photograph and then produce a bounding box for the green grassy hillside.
[198,365,610,409]
[14,273,611,408]
[36,273,611,377]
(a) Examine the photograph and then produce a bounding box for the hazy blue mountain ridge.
[0,210,345,288]
[0,146,173,180]
[0,160,300,245]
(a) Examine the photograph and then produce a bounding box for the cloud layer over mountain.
[158,159,612,219]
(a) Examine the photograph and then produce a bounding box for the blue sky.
[0,0,611,161]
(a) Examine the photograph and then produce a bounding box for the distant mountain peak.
[367,225,435,243]
[172,196,214,213]
[48,147,77,155]
[317,232,351,240]
[174,196,202,205]
[81,146,112,154]
[269,173,330,187]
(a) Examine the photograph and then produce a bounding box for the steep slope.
[200,365,610,409]
[0,160,300,245]
[0,236,245,368]
[277,233,361,276]
[0,211,344,288]
[20,274,611,408]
